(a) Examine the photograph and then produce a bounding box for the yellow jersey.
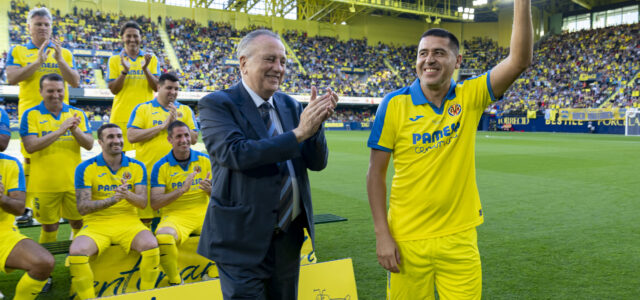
[75,153,147,220]
[150,149,210,215]
[367,73,496,241]
[6,40,74,117]
[0,153,26,229]
[127,99,198,168]
[19,102,90,192]
[107,50,160,123]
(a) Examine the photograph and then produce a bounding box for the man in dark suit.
[197,29,338,300]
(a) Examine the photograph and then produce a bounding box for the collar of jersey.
[97,153,131,172]
[168,149,198,168]
[36,102,71,120]
[409,78,457,115]
[151,98,181,110]
[26,40,55,50]
[119,49,145,61]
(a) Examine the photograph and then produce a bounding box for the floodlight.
[349,5,355,13]
[458,6,463,13]
[470,8,475,13]
[464,7,470,13]
[425,17,432,23]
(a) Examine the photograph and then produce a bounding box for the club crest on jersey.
[122,171,132,181]
[194,165,201,173]
[448,103,462,117]
[177,111,183,118]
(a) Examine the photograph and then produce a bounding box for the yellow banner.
[558,108,624,121]
[104,258,357,300]
[72,231,316,299]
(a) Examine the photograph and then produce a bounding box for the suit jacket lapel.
[235,83,269,138]
[273,94,294,131]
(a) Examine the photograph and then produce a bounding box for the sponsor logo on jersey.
[409,115,424,122]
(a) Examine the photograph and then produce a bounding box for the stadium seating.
[5,0,640,113]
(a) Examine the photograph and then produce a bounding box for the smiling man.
[20,73,93,244]
[366,1,533,299]
[107,21,160,153]
[150,121,211,286]
[197,29,337,300]
[69,124,159,299]
[127,73,198,224]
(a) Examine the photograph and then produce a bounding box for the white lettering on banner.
[103,259,358,299]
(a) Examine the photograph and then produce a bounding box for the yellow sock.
[71,227,81,239]
[13,273,47,300]
[157,234,181,284]
[139,248,160,290]
[69,255,95,300]
[38,229,57,244]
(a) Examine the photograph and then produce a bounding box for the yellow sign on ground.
[104,258,357,300]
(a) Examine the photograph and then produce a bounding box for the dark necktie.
[258,102,294,231]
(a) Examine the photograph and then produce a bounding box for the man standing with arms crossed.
[150,120,211,286]
[366,1,532,299]
[69,123,159,299]
[128,73,198,224]
[20,73,93,243]
[5,6,79,222]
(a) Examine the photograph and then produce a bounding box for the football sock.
[157,234,181,284]
[38,229,57,244]
[140,248,160,290]
[13,273,47,300]
[69,255,95,300]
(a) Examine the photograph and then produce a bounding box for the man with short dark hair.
[150,120,211,286]
[107,20,160,152]
[366,1,533,299]
[127,73,198,223]
[197,29,338,299]
[69,123,159,300]
[20,73,93,243]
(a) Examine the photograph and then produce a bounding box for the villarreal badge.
[448,103,462,117]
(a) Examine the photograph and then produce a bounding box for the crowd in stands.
[326,107,376,123]
[0,51,7,84]
[4,0,640,114]
[487,23,640,114]
[9,0,172,88]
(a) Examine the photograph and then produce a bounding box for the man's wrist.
[121,70,128,76]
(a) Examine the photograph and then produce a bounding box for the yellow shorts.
[115,122,135,152]
[76,216,150,256]
[32,191,82,224]
[387,228,482,300]
[0,227,29,273]
[155,213,204,245]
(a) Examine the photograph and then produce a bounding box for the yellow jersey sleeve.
[107,55,121,82]
[128,103,147,129]
[368,90,404,152]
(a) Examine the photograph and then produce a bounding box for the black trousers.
[216,216,305,300]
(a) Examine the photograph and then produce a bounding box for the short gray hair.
[27,7,53,24]
[236,29,281,59]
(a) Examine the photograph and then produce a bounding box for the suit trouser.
[216,216,305,300]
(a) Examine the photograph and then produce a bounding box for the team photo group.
[0,0,536,299]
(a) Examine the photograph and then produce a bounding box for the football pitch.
[1,131,639,299]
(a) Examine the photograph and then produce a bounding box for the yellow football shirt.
[150,149,210,215]
[75,154,147,220]
[367,72,497,241]
[19,102,90,193]
[6,40,74,117]
[107,50,160,123]
[127,99,198,168]
[0,153,26,229]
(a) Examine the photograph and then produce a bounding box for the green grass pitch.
[1,131,639,299]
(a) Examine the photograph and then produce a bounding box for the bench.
[27,214,348,255]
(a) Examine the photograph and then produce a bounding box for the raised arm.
[22,117,76,154]
[122,184,148,209]
[489,0,533,98]
[366,149,401,273]
[150,171,198,210]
